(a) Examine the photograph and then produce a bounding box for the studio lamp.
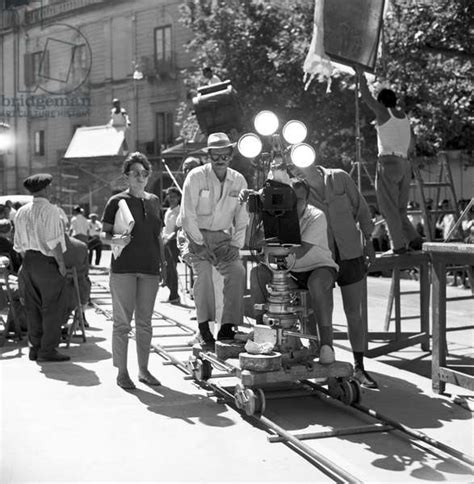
[238,110,316,169]
[254,110,279,136]
[237,133,263,159]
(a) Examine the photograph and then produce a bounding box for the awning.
[64,125,127,159]
[161,140,206,159]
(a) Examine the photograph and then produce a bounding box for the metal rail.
[303,380,474,467]
[88,276,473,481]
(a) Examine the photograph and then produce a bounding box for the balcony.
[25,0,106,25]
[139,55,177,82]
[0,8,17,31]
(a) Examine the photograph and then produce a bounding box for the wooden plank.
[432,260,447,394]
[365,333,428,358]
[423,242,474,257]
[419,261,431,351]
[268,423,393,442]
[334,331,423,340]
[394,268,401,338]
[383,273,395,331]
[370,252,430,271]
[239,361,353,387]
[439,367,474,391]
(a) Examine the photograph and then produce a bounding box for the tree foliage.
[378,0,473,155]
[177,0,472,169]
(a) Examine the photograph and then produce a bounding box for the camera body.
[248,179,301,246]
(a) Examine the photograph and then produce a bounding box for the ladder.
[410,152,460,241]
[383,153,473,337]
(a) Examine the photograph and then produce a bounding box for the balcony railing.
[0,9,17,31]
[25,0,105,25]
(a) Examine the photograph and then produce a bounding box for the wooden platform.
[423,242,474,394]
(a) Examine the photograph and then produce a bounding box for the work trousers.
[88,238,102,265]
[376,155,419,251]
[164,238,179,300]
[109,272,159,371]
[20,251,67,356]
[187,231,245,326]
[250,264,335,337]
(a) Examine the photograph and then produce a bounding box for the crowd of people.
[1,81,473,389]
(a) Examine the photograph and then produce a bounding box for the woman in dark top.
[101,152,165,389]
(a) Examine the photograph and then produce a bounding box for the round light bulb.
[282,120,307,144]
[290,143,316,168]
[254,110,279,136]
[237,133,263,158]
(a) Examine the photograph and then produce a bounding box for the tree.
[178,0,361,173]
[377,0,473,155]
[178,0,472,172]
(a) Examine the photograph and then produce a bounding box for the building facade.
[0,0,194,212]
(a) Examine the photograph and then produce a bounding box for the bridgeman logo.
[0,95,91,118]
[27,24,93,96]
[3,1,93,96]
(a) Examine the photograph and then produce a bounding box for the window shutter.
[40,49,50,78]
[24,53,34,86]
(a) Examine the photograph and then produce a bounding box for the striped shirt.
[14,197,66,256]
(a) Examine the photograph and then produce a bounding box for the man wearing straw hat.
[180,132,248,346]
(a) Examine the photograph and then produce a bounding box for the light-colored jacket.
[302,166,374,261]
[180,163,249,248]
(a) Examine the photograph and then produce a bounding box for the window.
[154,25,172,71]
[72,44,87,78]
[33,51,49,81]
[24,50,50,86]
[34,130,45,156]
[155,112,174,153]
[111,17,132,80]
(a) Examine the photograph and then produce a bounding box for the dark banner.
[323,0,385,72]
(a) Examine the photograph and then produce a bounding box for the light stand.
[350,77,374,352]
[133,66,143,151]
[350,77,375,191]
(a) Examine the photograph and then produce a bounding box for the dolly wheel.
[254,388,266,417]
[234,383,246,410]
[195,359,212,381]
[350,379,361,404]
[327,377,341,400]
[339,379,357,405]
[234,385,265,417]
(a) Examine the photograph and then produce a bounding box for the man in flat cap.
[14,173,70,362]
[180,132,248,345]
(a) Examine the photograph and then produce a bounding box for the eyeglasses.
[128,169,150,178]
[209,151,232,162]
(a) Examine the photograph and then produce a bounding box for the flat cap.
[23,173,53,194]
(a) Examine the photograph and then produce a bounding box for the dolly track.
[89,276,473,483]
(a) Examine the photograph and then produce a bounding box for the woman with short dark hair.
[101,152,165,389]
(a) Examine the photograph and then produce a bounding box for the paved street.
[1,251,473,483]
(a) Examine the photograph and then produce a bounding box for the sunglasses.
[128,169,150,178]
[209,151,232,162]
